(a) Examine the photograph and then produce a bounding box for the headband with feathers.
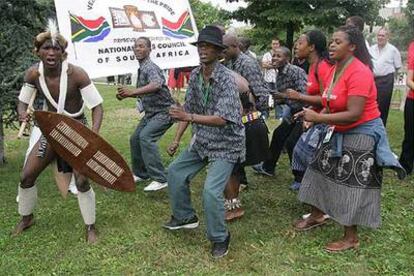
[46,19,59,46]
[34,18,68,58]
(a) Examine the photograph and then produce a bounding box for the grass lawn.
[1,84,414,275]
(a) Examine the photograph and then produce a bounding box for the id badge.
[323,126,335,144]
[136,98,144,113]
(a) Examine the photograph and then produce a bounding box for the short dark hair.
[346,16,365,32]
[137,37,151,48]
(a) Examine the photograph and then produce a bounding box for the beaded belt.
[242,111,261,124]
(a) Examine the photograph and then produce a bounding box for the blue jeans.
[130,116,172,183]
[167,148,234,242]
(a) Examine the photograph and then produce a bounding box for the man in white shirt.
[262,38,279,87]
[262,38,280,118]
[370,27,402,126]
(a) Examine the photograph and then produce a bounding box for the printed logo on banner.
[162,10,194,39]
[70,13,111,42]
[109,5,160,32]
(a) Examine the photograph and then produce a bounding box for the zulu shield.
[34,111,135,192]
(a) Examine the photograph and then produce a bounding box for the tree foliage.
[406,0,414,31]
[0,0,53,164]
[388,16,412,52]
[189,0,230,30]
[0,0,53,127]
[387,0,414,53]
[228,0,389,50]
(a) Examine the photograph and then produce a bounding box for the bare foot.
[11,214,35,236]
[86,224,98,244]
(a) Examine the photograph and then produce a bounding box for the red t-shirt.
[307,59,332,112]
[307,59,332,96]
[407,41,414,99]
[321,58,380,132]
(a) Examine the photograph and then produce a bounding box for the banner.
[54,0,200,79]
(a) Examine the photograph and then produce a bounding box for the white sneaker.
[68,178,78,195]
[144,181,168,192]
[133,175,147,183]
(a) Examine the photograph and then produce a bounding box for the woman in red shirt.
[280,29,333,191]
[399,41,414,174]
[293,26,405,252]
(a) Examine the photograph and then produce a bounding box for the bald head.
[278,46,291,59]
[223,34,239,48]
[223,34,241,60]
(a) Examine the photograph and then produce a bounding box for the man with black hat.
[163,25,245,258]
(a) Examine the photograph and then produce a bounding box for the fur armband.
[80,83,103,109]
[18,83,36,104]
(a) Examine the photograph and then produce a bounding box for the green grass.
[1,84,414,275]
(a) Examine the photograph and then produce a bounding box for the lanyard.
[315,61,324,95]
[198,73,212,106]
[325,56,354,113]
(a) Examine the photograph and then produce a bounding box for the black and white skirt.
[298,133,383,228]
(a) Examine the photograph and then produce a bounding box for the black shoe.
[211,232,230,258]
[162,215,199,230]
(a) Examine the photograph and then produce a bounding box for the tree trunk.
[0,105,5,165]
[286,21,295,51]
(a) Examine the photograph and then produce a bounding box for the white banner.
[54,0,200,79]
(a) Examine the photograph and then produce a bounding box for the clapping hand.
[294,107,320,123]
[167,141,179,156]
[116,86,133,100]
[169,103,190,122]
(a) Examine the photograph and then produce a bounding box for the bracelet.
[190,113,194,123]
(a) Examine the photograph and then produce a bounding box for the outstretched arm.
[169,106,226,127]
[117,82,161,99]
[298,96,365,125]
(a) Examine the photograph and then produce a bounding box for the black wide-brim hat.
[191,25,226,49]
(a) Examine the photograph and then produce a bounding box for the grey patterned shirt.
[224,52,270,112]
[137,58,174,120]
[276,63,307,113]
[184,62,245,163]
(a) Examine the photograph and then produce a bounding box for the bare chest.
[35,75,83,112]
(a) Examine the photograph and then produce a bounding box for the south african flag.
[162,11,194,39]
[70,13,111,42]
